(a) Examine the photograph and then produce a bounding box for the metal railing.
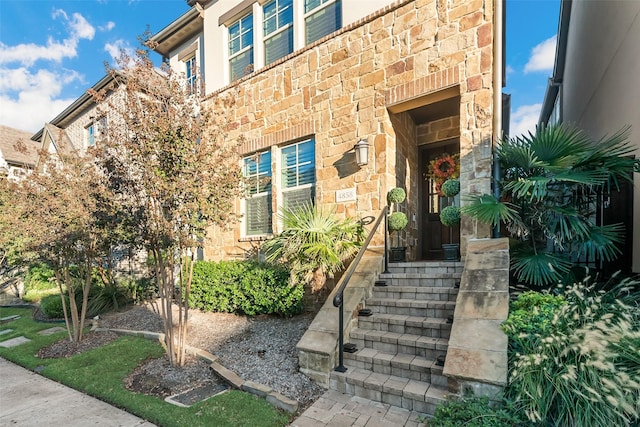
[333,206,389,373]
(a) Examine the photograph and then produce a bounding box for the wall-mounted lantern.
[354,139,369,167]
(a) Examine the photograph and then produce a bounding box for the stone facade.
[202,0,496,260]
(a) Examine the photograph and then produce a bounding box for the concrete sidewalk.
[0,357,155,427]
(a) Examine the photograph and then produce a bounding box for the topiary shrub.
[189,260,302,316]
[440,179,460,197]
[388,212,408,233]
[387,187,406,205]
[439,205,461,226]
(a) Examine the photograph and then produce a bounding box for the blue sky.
[0,0,560,135]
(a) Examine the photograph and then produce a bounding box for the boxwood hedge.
[189,260,302,316]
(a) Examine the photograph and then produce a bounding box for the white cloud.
[0,10,94,66]
[510,103,541,138]
[0,8,93,132]
[0,68,80,132]
[506,65,515,75]
[99,21,116,32]
[104,39,135,64]
[68,12,96,40]
[524,35,557,73]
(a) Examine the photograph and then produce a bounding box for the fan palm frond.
[511,246,572,288]
[461,194,518,227]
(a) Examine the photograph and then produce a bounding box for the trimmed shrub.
[40,294,68,319]
[387,187,406,205]
[439,205,461,226]
[440,179,460,197]
[388,212,408,232]
[189,260,302,316]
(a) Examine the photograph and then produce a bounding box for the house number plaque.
[335,188,357,203]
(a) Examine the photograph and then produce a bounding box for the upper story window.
[185,55,197,92]
[263,0,294,64]
[281,138,315,211]
[86,123,96,147]
[229,13,254,81]
[304,0,342,44]
[244,151,272,236]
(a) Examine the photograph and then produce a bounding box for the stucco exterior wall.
[561,1,640,272]
[201,0,495,260]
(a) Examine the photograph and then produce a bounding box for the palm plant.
[262,204,365,293]
[463,123,639,288]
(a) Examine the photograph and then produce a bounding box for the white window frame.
[86,123,96,147]
[228,12,254,81]
[279,138,315,218]
[263,0,294,64]
[242,150,273,237]
[303,0,341,45]
[185,55,197,93]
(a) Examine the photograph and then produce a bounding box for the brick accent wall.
[202,0,495,260]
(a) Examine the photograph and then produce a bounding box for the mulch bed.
[37,330,121,358]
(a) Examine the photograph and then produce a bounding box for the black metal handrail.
[333,206,389,372]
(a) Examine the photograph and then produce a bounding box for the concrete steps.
[328,261,462,416]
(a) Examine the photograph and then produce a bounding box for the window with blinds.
[229,13,254,81]
[244,151,272,236]
[263,0,294,65]
[282,139,315,211]
[304,0,341,45]
[185,55,197,93]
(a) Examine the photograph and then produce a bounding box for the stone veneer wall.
[443,238,509,397]
[201,0,495,260]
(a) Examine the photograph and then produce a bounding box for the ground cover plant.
[426,395,530,427]
[502,274,640,426]
[0,307,290,427]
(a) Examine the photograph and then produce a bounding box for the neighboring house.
[539,0,640,274]
[0,125,40,181]
[31,74,117,162]
[151,0,506,262]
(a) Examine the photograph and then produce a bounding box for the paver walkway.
[290,389,427,427]
[0,357,155,427]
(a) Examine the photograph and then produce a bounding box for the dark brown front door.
[419,142,460,260]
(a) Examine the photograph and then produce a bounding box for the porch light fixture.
[354,139,369,167]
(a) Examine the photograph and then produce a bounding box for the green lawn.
[0,307,291,427]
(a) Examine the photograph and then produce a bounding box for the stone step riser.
[342,355,449,389]
[349,338,446,360]
[386,263,463,275]
[357,318,451,339]
[366,305,454,318]
[372,289,457,301]
[329,372,445,415]
[377,277,460,288]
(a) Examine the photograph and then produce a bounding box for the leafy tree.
[262,204,364,294]
[2,146,114,342]
[463,124,639,288]
[91,46,243,366]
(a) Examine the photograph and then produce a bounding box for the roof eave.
[149,7,203,57]
[539,0,573,125]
